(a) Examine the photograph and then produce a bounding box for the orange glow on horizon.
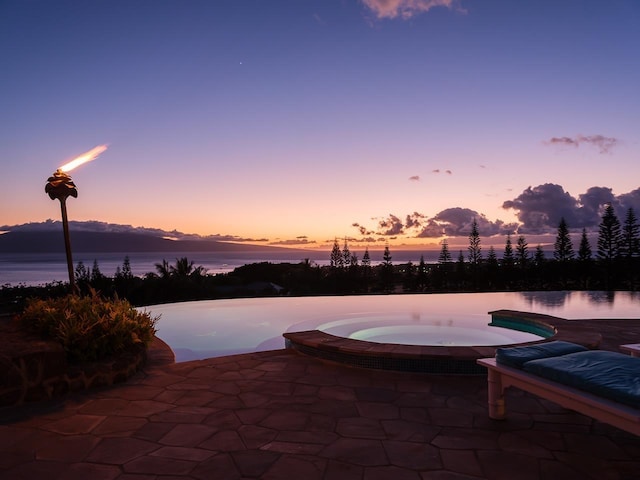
[59,144,108,173]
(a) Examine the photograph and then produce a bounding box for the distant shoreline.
[0,250,442,287]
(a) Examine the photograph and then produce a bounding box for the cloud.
[577,187,617,225]
[502,184,639,234]
[545,134,620,154]
[355,209,515,239]
[405,212,426,229]
[376,214,405,235]
[269,237,317,246]
[352,222,375,236]
[409,175,420,181]
[416,208,515,238]
[361,0,465,19]
[337,234,378,244]
[502,184,579,234]
[431,169,452,175]
[618,188,640,213]
[352,183,640,241]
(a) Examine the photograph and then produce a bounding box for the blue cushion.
[496,341,588,369]
[523,351,640,408]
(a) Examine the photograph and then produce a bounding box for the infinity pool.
[147,291,640,362]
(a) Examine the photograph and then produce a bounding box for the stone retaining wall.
[0,314,148,407]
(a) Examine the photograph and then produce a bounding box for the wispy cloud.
[409,175,420,181]
[362,0,465,19]
[431,169,452,175]
[270,236,317,246]
[545,134,619,154]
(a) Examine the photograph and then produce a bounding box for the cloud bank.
[353,184,640,240]
[362,0,464,19]
[503,184,640,234]
[354,209,516,239]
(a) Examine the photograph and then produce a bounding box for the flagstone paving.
[1,319,640,479]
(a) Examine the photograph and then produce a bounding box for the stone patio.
[1,318,639,479]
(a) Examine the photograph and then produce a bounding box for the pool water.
[146,291,640,362]
[318,319,540,346]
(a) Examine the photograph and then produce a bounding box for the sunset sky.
[2,0,639,251]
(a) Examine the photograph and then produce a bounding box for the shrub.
[18,289,158,364]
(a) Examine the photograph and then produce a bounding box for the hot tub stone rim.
[283,309,602,373]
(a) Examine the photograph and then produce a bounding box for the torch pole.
[59,197,76,293]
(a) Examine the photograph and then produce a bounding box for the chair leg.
[487,369,506,420]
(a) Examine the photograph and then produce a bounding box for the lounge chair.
[477,341,640,435]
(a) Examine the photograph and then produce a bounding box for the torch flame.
[59,144,108,173]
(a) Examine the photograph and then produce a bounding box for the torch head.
[45,169,78,201]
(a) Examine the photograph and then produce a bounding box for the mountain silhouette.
[0,229,299,254]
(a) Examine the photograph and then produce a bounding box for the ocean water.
[0,250,439,286]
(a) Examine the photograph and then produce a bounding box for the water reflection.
[517,290,640,309]
[518,291,572,308]
[582,290,616,305]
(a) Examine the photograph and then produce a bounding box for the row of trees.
[460,204,639,266]
[326,204,640,293]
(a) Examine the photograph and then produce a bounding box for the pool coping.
[283,309,603,374]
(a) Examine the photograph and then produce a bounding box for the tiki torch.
[45,145,107,292]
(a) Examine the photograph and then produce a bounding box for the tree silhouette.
[438,239,452,264]
[380,244,394,292]
[342,238,351,268]
[467,218,482,265]
[154,259,171,279]
[362,247,371,268]
[91,259,106,283]
[75,261,90,285]
[578,228,592,262]
[487,246,498,265]
[597,204,622,262]
[554,217,574,262]
[486,245,499,288]
[621,207,640,259]
[330,239,343,269]
[503,233,514,267]
[534,245,545,266]
[361,247,372,291]
[416,255,428,290]
[121,256,133,279]
[516,235,529,267]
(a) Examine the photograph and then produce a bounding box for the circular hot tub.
[315,313,545,347]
